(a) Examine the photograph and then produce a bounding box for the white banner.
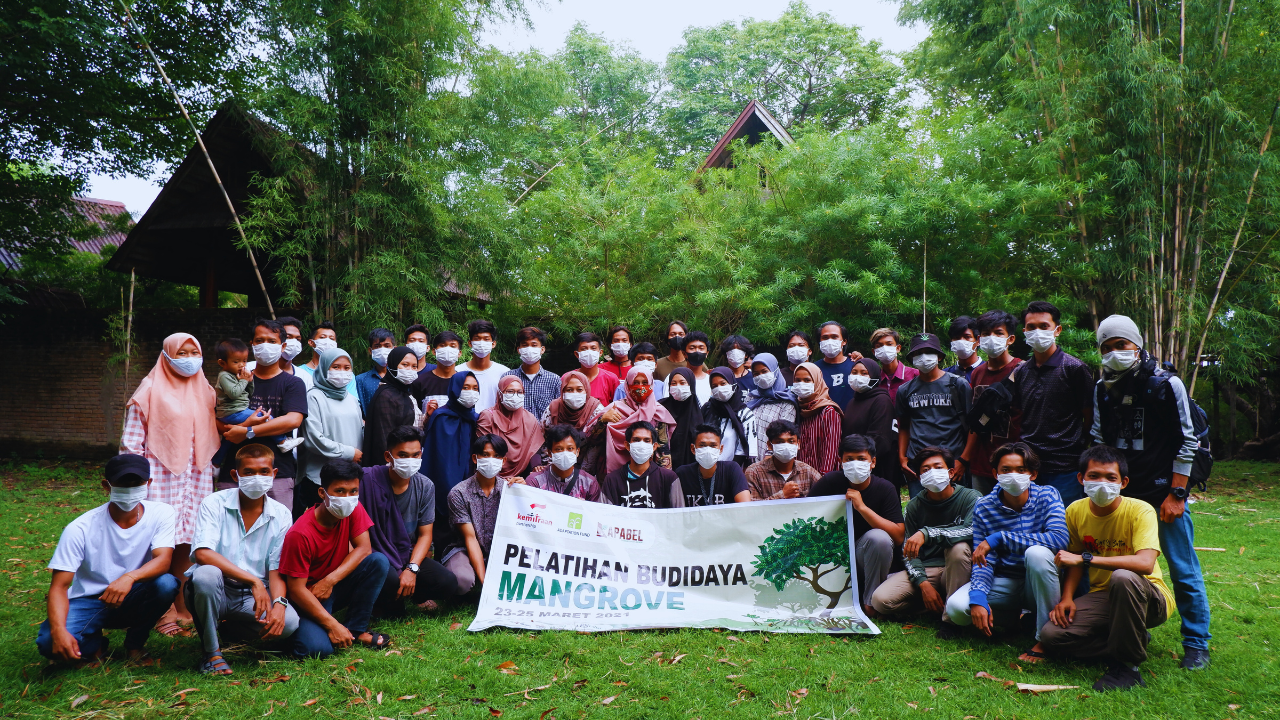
[468,484,880,634]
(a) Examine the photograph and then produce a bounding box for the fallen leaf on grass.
[1229,704,1242,711]
[385,649,402,656]
[611,681,628,686]
[618,656,634,666]
[1016,683,1079,694]
[726,635,740,642]
[790,689,808,699]
[867,677,881,684]
[601,695,618,705]
[975,671,1015,687]
[573,679,588,690]
[929,687,936,697]
[497,661,518,669]
[450,623,463,630]
[726,675,742,679]
[70,695,89,709]
[376,692,384,705]
[172,688,200,697]
[398,695,416,700]
[1239,547,1245,555]
[668,653,687,665]
[303,698,319,706]
[489,708,502,716]
[718,659,739,666]
[251,675,291,687]
[413,706,436,715]
[907,702,919,709]
[502,674,558,698]
[538,708,557,720]
[1008,662,1022,672]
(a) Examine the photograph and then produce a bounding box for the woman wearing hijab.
[422,370,481,536]
[364,347,419,467]
[121,332,220,634]
[659,367,703,470]
[703,366,757,466]
[299,348,364,517]
[746,352,798,458]
[841,358,899,488]
[792,361,844,474]
[541,371,607,477]
[478,375,545,477]
[602,366,677,474]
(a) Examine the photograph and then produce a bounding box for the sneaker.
[935,624,962,640]
[1180,648,1210,670]
[277,436,304,453]
[1092,663,1146,692]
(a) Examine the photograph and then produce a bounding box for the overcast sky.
[88,0,927,215]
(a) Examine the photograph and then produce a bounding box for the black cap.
[105,454,151,485]
[905,332,944,359]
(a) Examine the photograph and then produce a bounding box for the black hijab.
[363,346,417,467]
[659,367,703,470]
[849,358,887,401]
[702,366,750,457]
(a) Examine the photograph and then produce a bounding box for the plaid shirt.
[502,367,561,421]
[120,404,213,546]
[744,458,822,500]
[968,485,1068,611]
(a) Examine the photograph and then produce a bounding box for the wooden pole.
[125,267,135,389]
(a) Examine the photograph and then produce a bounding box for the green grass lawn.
[0,460,1277,719]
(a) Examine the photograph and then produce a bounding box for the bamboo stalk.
[125,267,135,390]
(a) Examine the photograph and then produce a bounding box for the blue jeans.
[946,545,1061,641]
[1160,510,1212,651]
[36,575,179,657]
[1039,471,1084,505]
[291,552,389,658]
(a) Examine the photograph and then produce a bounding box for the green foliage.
[751,516,850,608]
[10,245,202,309]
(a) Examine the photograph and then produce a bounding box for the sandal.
[358,632,392,650]
[155,606,191,637]
[199,653,233,675]
[1018,647,1049,664]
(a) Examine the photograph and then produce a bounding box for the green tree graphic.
[751,517,852,609]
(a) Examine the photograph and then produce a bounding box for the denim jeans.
[1038,471,1084,505]
[1159,510,1212,651]
[945,545,1061,641]
[291,552,389,658]
[36,575,180,657]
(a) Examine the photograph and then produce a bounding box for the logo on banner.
[596,521,648,544]
[566,512,583,530]
[515,505,553,528]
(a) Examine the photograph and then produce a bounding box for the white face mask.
[253,342,283,366]
[395,367,419,385]
[312,338,338,355]
[950,339,975,359]
[551,450,578,472]
[754,371,776,389]
[327,369,354,387]
[236,472,274,499]
[501,392,525,411]
[562,391,587,409]
[712,384,736,402]
[919,468,951,493]
[912,353,940,372]
[819,338,843,359]
[634,360,657,377]
[476,457,503,479]
[577,349,601,368]
[726,349,746,368]
[407,341,428,359]
[282,338,303,361]
[771,442,799,462]
[371,346,392,367]
[391,457,422,479]
[842,459,872,484]
[1101,350,1139,372]
[786,346,808,364]
[628,441,654,465]
[1025,328,1057,353]
[874,345,898,364]
[695,446,720,469]
[849,374,872,392]
[164,352,203,377]
[434,346,460,366]
[996,472,1032,496]
[324,492,359,520]
[792,381,814,398]
[457,389,480,408]
[1084,480,1122,507]
[610,342,631,358]
[470,340,493,358]
[979,334,1009,356]
[109,484,148,512]
[518,346,543,366]
[668,383,692,401]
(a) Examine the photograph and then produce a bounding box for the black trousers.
[376,557,459,614]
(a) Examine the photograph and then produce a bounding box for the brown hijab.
[127,333,219,474]
[795,361,843,419]
[544,370,603,431]
[478,375,545,475]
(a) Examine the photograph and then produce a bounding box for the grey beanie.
[1097,315,1143,349]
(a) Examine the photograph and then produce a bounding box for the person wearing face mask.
[422,372,482,533]
[571,330,621,405]
[478,376,546,477]
[362,347,419,468]
[123,332,221,636]
[702,367,757,465]
[746,352,798,461]
[680,331,715,404]
[500,327,561,421]
[600,422,685,508]
[212,338,266,468]
[411,330,463,417]
[542,371,608,477]
[404,324,435,374]
[520,425,602,502]
[654,320,689,382]
[1090,314,1210,671]
[791,362,844,474]
[944,443,1068,661]
[276,316,305,377]
[463,319,510,412]
[280,459,391,657]
[360,427,458,616]
[296,322,357,397]
[942,316,984,382]
[355,328,397,415]
[675,425,752,506]
[186,445,298,675]
[815,321,859,408]
[442,435,513,595]
[38,454,179,666]
[718,334,755,398]
[612,342,668,402]
[870,328,920,404]
[745,420,820,500]
[299,349,365,520]
[1034,445,1173,692]
[658,367,704,471]
[896,333,972,499]
[870,447,979,638]
[960,310,1023,496]
[808,434,906,618]
[840,358,898,489]
[1009,301,1095,504]
[602,366,677,474]
[780,330,813,385]
[602,325,636,380]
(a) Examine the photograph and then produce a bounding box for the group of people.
[36,304,1212,692]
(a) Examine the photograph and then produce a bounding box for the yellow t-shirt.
[1065,497,1175,610]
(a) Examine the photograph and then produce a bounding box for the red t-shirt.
[278,504,374,585]
[601,361,631,381]
[587,367,621,406]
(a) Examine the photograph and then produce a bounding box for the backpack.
[966,371,1017,438]
[1097,363,1213,491]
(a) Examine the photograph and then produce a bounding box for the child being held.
[214,339,267,465]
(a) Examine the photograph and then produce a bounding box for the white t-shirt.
[467,362,511,412]
[48,500,176,599]
[694,374,712,406]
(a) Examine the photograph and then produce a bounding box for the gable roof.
[700,100,795,171]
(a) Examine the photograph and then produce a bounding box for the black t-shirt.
[601,465,681,509]
[675,461,750,506]
[410,370,453,406]
[217,371,308,483]
[808,472,904,540]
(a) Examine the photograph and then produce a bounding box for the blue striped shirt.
[969,484,1068,610]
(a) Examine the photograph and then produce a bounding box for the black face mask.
[685,351,707,367]
[668,335,685,351]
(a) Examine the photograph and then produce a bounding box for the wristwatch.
[407,563,420,574]
[246,426,256,439]
[1081,552,1093,567]
[272,596,289,607]
[1170,486,1189,501]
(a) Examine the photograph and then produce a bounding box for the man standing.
[276,316,305,377]
[943,316,984,382]
[502,326,561,421]
[464,319,510,412]
[355,328,396,414]
[1091,314,1211,670]
[870,328,920,403]
[961,310,1023,496]
[815,321,856,408]
[780,330,813,385]
[411,330,462,417]
[675,425,752,506]
[896,333,971,498]
[745,420,821,500]
[573,331,620,405]
[405,324,434,373]
[654,320,688,382]
[1011,301,1095,504]
[680,331,714,405]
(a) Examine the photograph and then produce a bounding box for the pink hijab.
[477,375,545,476]
[127,333,220,474]
[604,366,676,474]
